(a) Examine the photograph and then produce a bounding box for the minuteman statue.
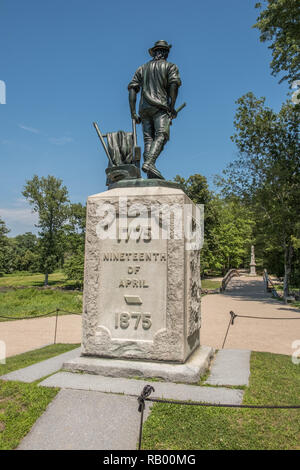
[128,40,182,180]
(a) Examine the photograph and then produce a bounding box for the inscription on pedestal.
[97,239,167,342]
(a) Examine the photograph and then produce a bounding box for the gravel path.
[0,314,81,357]
[201,276,300,355]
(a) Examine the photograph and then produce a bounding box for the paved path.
[16,354,244,450]
[201,276,300,355]
[1,346,247,450]
[0,314,81,357]
[0,347,81,382]
[205,349,251,386]
[18,389,150,450]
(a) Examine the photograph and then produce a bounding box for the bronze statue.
[128,40,182,180]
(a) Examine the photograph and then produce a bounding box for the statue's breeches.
[141,106,170,139]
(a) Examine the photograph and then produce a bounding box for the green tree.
[12,232,38,271]
[0,217,10,275]
[174,174,254,275]
[62,203,86,285]
[254,0,300,84]
[22,175,69,285]
[63,202,86,255]
[223,93,300,299]
[63,251,84,286]
[208,198,254,274]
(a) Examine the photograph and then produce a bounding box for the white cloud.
[0,207,38,225]
[18,124,40,134]
[0,199,38,235]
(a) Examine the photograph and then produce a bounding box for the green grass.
[201,279,221,290]
[0,343,79,450]
[0,343,79,376]
[0,288,82,321]
[0,380,59,449]
[141,352,300,450]
[0,271,70,288]
[273,285,300,308]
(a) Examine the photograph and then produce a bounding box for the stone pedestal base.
[249,264,256,276]
[82,186,203,363]
[62,345,214,384]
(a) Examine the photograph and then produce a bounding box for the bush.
[63,251,84,285]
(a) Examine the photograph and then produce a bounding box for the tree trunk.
[283,243,293,302]
[44,272,48,286]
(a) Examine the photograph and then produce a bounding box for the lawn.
[0,271,75,288]
[201,279,221,290]
[0,271,82,321]
[0,343,79,450]
[141,352,300,450]
[0,343,80,376]
[0,288,82,321]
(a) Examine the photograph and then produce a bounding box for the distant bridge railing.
[220,269,240,292]
[263,269,280,298]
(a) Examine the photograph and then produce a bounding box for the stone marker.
[64,185,213,381]
[249,245,256,276]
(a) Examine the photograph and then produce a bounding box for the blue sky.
[0,0,291,235]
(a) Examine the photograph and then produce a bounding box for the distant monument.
[249,245,256,276]
[63,41,213,383]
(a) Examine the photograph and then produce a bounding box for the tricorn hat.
[148,40,172,57]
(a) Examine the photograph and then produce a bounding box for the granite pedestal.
[64,185,212,382]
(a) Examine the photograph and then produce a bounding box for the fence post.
[54,308,59,344]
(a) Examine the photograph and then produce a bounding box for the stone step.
[39,371,244,405]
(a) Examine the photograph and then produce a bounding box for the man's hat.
[148,40,172,57]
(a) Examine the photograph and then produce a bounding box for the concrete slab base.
[205,349,251,386]
[62,345,214,384]
[39,372,244,404]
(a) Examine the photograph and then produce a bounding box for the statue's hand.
[132,112,141,124]
[169,108,177,119]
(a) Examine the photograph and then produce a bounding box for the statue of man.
[128,40,182,180]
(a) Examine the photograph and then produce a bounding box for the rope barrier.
[0,309,81,320]
[137,385,155,450]
[137,385,300,450]
[222,310,300,348]
[0,308,82,345]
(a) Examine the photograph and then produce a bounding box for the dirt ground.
[201,276,300,356]
[0,314,82,357]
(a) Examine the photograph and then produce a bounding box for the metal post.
[138,405,144,451]
[54,308,59,344]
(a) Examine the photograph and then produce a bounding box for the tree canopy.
[222,93,300,297]
[254,0,300,84]
[22,175,70,285]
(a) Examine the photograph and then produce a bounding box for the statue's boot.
[142,137,166,180]
[142,161,164,179]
